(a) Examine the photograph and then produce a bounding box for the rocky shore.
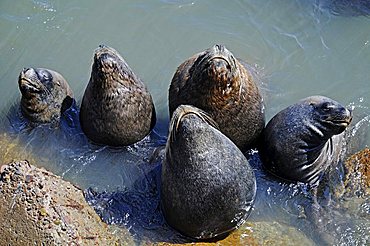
[0,160,133,245]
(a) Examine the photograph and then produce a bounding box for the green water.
[1,0,369,245]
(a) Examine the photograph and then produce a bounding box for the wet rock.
[150,221,314,246]
[0,160,133,245]
[342,147,370,197]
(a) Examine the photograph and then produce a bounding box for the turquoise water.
[1,0,369,245]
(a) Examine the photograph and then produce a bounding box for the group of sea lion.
[17,44,352,240]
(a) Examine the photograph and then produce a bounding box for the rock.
[0,160,134,245]
[150,221,314,246]
[343,147,370,197]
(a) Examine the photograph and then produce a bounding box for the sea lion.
[161,105,256,240]
[80,45,156,146]
[259,96,352,186]
[168,44,265,151]
[18,67,74,125]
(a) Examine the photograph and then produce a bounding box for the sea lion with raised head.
[161,105,256,240]
[18,67,74,125]
[80,45,156,146]
[259,96,352,186]
[168,44,265,151]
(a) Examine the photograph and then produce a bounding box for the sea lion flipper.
[150,102,156,131]
[60,96,74,114]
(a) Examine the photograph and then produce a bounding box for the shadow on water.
[314,0,370,16]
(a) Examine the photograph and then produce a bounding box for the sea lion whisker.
[238,81,243,100]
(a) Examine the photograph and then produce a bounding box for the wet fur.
[259,96,352,186]
[162,105,256,239]
[79,45,156,146]
[169,45,265,151]
[18,68,74,125]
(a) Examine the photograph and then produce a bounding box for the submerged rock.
[0,133,36,164]
[0,160,133,245]
[151,221,314,246]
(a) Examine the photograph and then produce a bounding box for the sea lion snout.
[207,58,231,78]
[336,108,352,128]
[18,67,41,94]
[320,102,352,127]
[213,44,226,53]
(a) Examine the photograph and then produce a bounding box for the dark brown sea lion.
[18,67,74,125]
[161,105,256,240]
[259,96,352,186]
[80,45,156,146]
[168,44,265,151]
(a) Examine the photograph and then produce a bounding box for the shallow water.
[1,0,370,245]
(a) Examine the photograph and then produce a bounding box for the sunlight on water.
[0,0,369,244]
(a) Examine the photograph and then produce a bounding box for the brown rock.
[343,147,370,196]
[0,160,133,245]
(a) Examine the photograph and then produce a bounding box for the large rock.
[0,160,133,245]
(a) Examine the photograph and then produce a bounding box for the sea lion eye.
[38,70,52,81]
[321,102,333,112]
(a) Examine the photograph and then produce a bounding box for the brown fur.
[18,68,73,125]
[80,45,156,146]
[169,45,265,150]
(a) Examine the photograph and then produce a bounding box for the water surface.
[1,0,369,245]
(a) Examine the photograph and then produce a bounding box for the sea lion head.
[303,96,352,138]
[190,44,242,99]
[168,105,218,150]
[18,68,73,124]
[92,44,139,87]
